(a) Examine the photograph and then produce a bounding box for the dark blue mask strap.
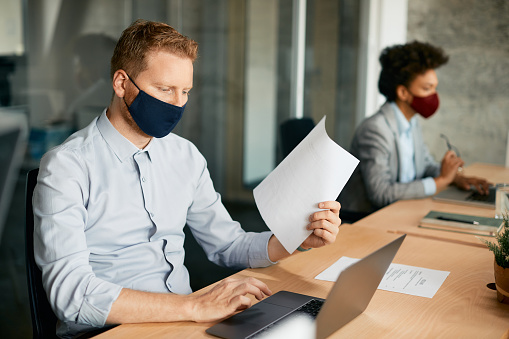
[123,73,141,108]
[125,73,142,91]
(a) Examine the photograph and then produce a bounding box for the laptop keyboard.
[466,188,496,203]
[248,299,324,338]
[295,298,325,317]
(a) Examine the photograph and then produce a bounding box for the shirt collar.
[96,109,154,163]
[140,140,154,163]
[391,102,417,136]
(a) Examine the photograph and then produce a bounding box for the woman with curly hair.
[339,41,490,215]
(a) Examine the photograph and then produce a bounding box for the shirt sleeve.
[422,177,437,196]
[184,148,276,269]
[33,147,122,327]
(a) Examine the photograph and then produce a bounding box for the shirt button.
[142,177,146,182]
[150,212,154,217]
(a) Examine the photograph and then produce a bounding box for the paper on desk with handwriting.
[253,116,359,254]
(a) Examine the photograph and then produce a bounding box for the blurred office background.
[0,0,508,337]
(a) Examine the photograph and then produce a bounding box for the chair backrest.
[279,117,315,159]
[25,168,59,339]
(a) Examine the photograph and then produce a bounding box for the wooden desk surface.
[95,225,509,339]
[355,163,509,247]
[462,163,509,184]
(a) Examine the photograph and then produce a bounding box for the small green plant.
[479,213,509,268]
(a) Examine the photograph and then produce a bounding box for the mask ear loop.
[123,73,141,108]
[125,73,142,91]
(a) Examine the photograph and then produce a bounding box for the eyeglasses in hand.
[440,134,461,158]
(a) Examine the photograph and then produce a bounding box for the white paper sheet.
[253,116,359,254]
[315,257,450,298]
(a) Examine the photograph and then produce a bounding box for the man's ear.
[112,70,129,98]
[396,85,411,102]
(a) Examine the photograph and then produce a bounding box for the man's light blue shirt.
[391,102,436,195]
[33,110,274,337]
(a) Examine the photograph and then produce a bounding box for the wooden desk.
[355,163,509,247]
[95,225,509,339]
[461,163,509,184]
[95,163,509,338]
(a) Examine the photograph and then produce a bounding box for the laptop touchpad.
[207,302,294,338]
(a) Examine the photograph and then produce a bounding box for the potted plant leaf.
[479,213,509,304]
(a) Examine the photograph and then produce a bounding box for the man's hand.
[267,201,342,261]
[453,175,491,195]
[299,201,341,250]
[188,277,272,322]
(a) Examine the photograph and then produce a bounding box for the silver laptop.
[206,234,406,339]
[432,185,496,209]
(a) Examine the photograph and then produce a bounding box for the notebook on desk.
[206,235,406,339]
[419,210,503,237]
[432,185,496,209]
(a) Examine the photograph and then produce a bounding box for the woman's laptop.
[206,235,406,339]
[432,186,496,209]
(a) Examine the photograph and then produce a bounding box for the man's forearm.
[107,276,273,325]
[106,288,193,324]
[267,235,293,262]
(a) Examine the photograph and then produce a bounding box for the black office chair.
[279,117,315,159]
[280,118,368,224]
[25,168,59,339]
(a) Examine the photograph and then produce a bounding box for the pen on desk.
[436,216,479,225]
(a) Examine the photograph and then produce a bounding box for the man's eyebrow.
[153,82,173,87]
[153,82,193,89]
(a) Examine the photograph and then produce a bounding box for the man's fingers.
[308,218,338,230]
[229,294,252,311]
[232,283,265,301]
[192,277,273,322]
[247,277,273,297]
[300,201,342,250]
[312,227,336,244]
[318,201,341,214]
[229,277,272,300]
[308,220,339,239]
[310,209,341,227]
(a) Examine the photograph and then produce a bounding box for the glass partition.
[0,0,361,200]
